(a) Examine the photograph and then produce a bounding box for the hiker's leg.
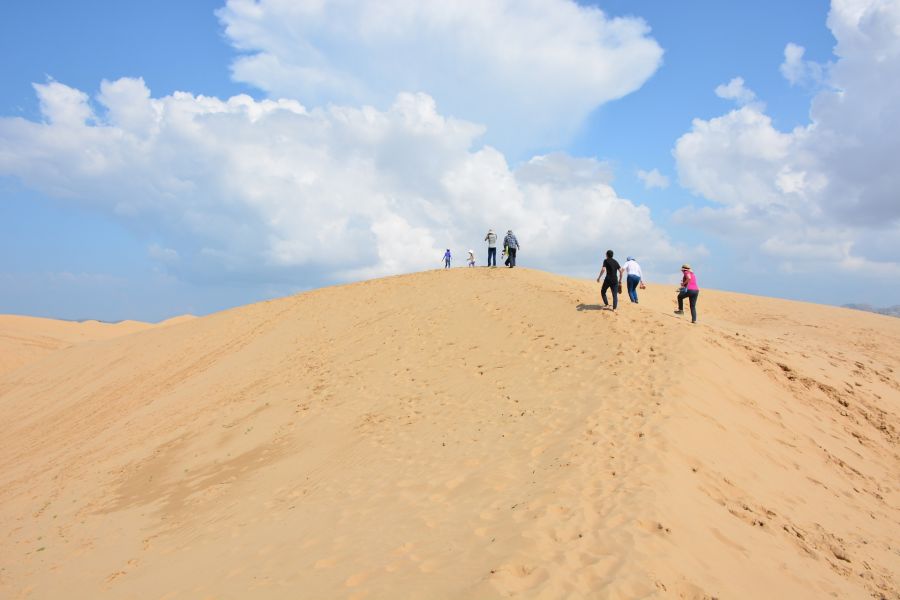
[601,280,610,306]
[627,275,639,302]
[689,290,699,322]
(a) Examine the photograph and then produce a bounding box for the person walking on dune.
[596,249,623,310]
[674,263,700,323]
[623,256,645,304]
[443,248,452,269]
[484,229,498,267]
[504,230,519,268]
[467,249,476,267]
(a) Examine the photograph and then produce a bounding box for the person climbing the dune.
[623,256,645,304]
[674,263,700,323]
[596,249,623,311]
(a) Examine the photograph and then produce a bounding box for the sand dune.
[0,315,152,378]
[1,269,897,599]
[0,314,196,379]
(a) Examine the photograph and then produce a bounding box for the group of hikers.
[443,229,520,270]
[444,231,700,324]
[596,249,700,323]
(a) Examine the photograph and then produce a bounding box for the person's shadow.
[576,303,608,311]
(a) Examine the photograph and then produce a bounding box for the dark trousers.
[601,279,619,309]
[508,248,517,267]
[678,289,699,322]
[626,274,641,303]
[487,247,497,266]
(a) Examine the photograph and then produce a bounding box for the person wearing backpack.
[504,230,519,268]
[484,229,498,267]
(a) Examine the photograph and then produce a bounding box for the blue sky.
[1,0,898,321]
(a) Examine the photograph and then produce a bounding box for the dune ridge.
[1,268,898,599]
[0,314,196,379]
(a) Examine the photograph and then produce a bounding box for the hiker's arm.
[597,267,606,282]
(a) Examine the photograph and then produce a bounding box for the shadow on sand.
[576,304,610,311]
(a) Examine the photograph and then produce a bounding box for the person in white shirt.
[623,256,645,303]
[484,229,498,267]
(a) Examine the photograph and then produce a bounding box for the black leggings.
[678,289,699,322]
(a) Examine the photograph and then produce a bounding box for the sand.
[0,315,153,379]
[0,268,897,599]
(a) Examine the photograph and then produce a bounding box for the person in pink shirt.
[674,263,700,323]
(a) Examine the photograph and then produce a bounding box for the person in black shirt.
[596,249,623,310]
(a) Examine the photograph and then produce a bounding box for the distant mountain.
[842,303,900,318]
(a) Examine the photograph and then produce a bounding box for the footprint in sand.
[345,569,375,587]
[313,557,338,570]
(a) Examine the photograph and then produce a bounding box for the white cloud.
[216,0,663,155]
[0,78,679,286]
[148,244,179,263]
[673,0,900,274]
[36,80,93,126]
[714,77,758,106]
[636,168,670,190]
[780,43,825,86]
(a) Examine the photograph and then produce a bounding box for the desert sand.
[1,268,897,599]
[0,314,195,379]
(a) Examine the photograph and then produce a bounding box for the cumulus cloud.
[636,168,670,190]
[714,77,758,107]
[673,0,900,274]
[216,0,663,155]
[0,78,679,286]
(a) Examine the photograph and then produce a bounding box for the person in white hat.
[467,249,476,267]
[622,256,645,303]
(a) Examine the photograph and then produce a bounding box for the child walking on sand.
[467,249,476,267]
[443,249,452,269]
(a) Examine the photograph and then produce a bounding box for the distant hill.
[842,303,900,318]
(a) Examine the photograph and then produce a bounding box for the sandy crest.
[0,269,897,599]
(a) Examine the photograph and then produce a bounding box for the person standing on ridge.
[484,229,498,267]
[504,230,519,268]
[443,248,452,269]
[623,256,645,303]
[596,249,623,310]
[674,263,700,323]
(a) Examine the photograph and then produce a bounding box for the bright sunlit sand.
[1,268,898,599]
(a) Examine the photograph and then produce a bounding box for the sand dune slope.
[1,269,898,599]
[0,315,157,378]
